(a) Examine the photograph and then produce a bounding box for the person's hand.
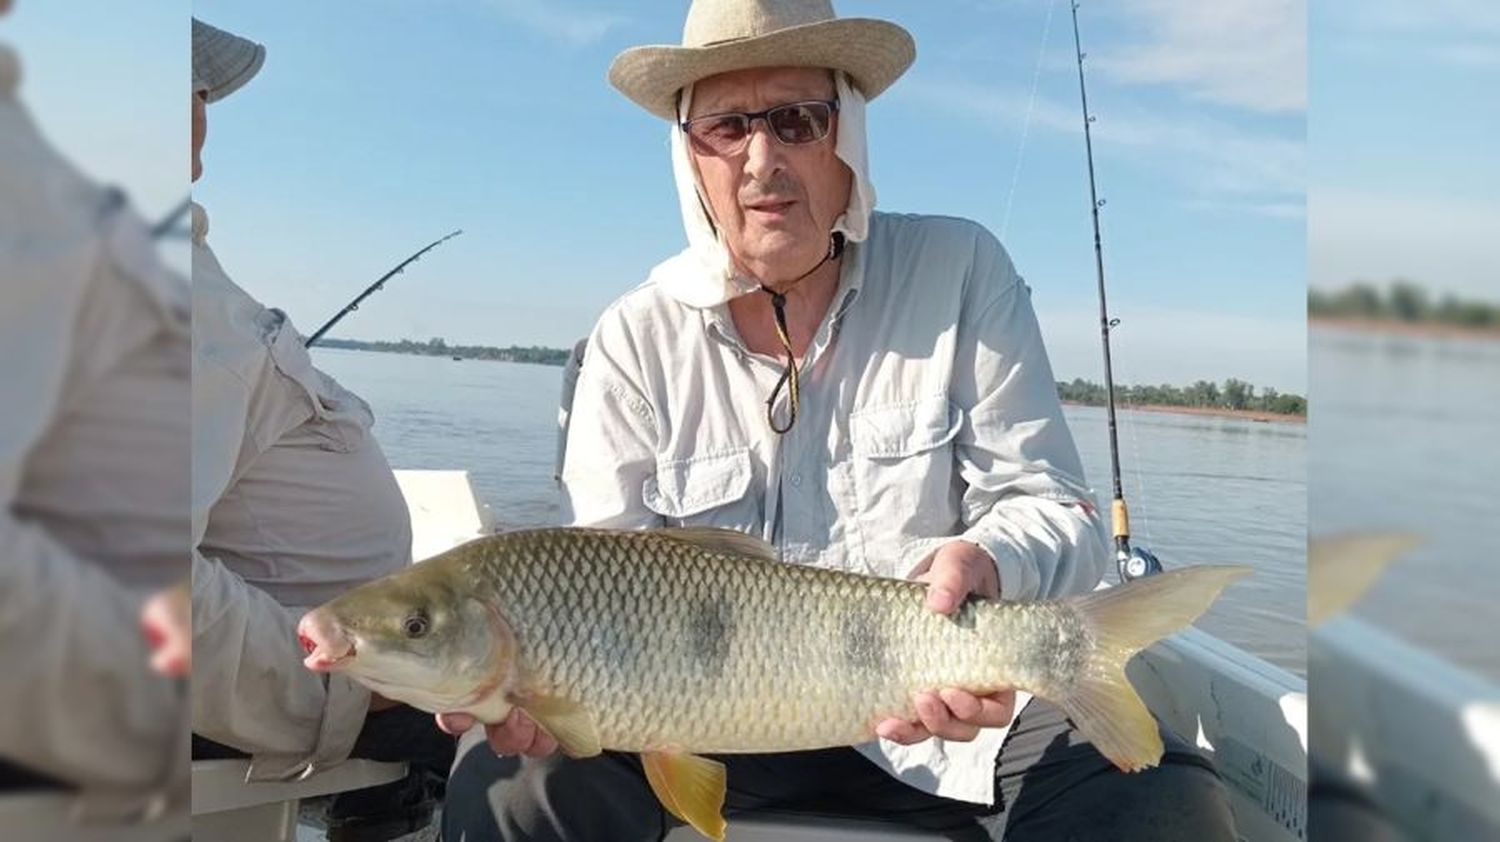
[141,582,191,677]
[435,709,558,758]
[875,540,1016,745]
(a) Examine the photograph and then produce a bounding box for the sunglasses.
[680,99,840,157]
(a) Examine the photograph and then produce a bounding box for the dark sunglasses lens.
[689,115,750,154]
[769,103,831,144]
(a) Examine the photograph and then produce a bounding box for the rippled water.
[1310,325,1500,681]
[313,347,1308,677]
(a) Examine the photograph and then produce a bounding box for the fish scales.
[455,529,1086,753]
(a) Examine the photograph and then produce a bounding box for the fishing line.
[1112,340,1157,549]
[1000,0,1058,242]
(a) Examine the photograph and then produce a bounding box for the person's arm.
[558,309,664,530]
[949,229,1110,603]
[189,351,368,780]
[0,221,187,810]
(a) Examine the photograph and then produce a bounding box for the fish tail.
[1056,565,1251,772]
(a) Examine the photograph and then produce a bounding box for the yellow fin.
[641,751,727,842]
[658,527,777,562]
[1308,533,1420,627]
[518,695,601,758]
[1063,565,1251,771]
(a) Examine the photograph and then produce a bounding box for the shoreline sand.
[1062,400,1305,425]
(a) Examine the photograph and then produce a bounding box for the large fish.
[298,527,1248,840]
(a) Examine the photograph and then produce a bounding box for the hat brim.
[609,17,915,120]
[193,20,266,104]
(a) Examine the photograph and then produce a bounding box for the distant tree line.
[318,336,570,366]
[1310,281,1500,329]
[1057,377,1307,416]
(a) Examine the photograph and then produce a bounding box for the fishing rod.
[151,197,192,240]
[304,229,463,348]
[1069,2,1161,582]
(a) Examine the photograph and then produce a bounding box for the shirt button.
[790,474,803,487]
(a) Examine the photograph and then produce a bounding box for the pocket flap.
[850,396,963,459]
[643,448,753,518]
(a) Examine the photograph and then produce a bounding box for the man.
[442,1,1235,839]
[189,18,453,841]
[0,0,189,819]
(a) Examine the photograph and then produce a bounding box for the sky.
[5,0,1324,392]
[1309,0,1500,303]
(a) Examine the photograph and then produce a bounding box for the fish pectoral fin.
[460,692,513,725]
[641,751,727,842]
[518,695,602,758]
[659,527,778,562]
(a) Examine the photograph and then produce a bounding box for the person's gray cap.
[192,18,265,103]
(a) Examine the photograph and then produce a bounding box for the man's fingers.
[916,691,979,742]
[487,710,535,755]
[525,730,559,758]
[921,554,969,615]
[940,688,1015,729]
[435,712,476,736]
[875,717,932,745]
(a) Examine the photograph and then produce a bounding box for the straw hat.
[609,0,915,120]
[192,18,265,103]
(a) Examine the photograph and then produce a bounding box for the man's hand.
[141,582,191,677]
[435,709,558,758]
[875,540,1016,745]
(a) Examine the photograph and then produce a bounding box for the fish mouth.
[298,611,359,672]
[301,635,358,672]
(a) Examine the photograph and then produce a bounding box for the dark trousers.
[441,698,1236,841]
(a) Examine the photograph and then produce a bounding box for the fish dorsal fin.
[658,527,777,562]
[642,751,727,841]
[518,695,602,758]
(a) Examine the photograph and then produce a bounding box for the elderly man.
[442,1,1235,840]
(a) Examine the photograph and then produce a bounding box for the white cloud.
[1310,188,1500,299]
[1332,0,1500,69]
[482,0,627,48]
[897,77,1302,207]
[1089,0,1306,113]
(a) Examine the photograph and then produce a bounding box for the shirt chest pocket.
[642,447,757,529]
[848,396,966,558]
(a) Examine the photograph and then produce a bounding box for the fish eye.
[402,612,430,639]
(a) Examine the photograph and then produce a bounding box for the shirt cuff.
[246,674,369,781]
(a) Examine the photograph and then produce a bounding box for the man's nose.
[743,119,786,181]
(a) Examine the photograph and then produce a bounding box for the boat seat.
[0,791,187,841]
[190,758,406,842]
[393,469,494,562]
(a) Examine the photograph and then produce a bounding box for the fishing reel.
[1117,542,1163,582]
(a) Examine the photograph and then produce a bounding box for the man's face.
[686,66,852,285]
[191,90,206,182]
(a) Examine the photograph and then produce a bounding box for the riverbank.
[1062,400,1305,424]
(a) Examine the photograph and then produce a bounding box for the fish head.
[298,564,515,714]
